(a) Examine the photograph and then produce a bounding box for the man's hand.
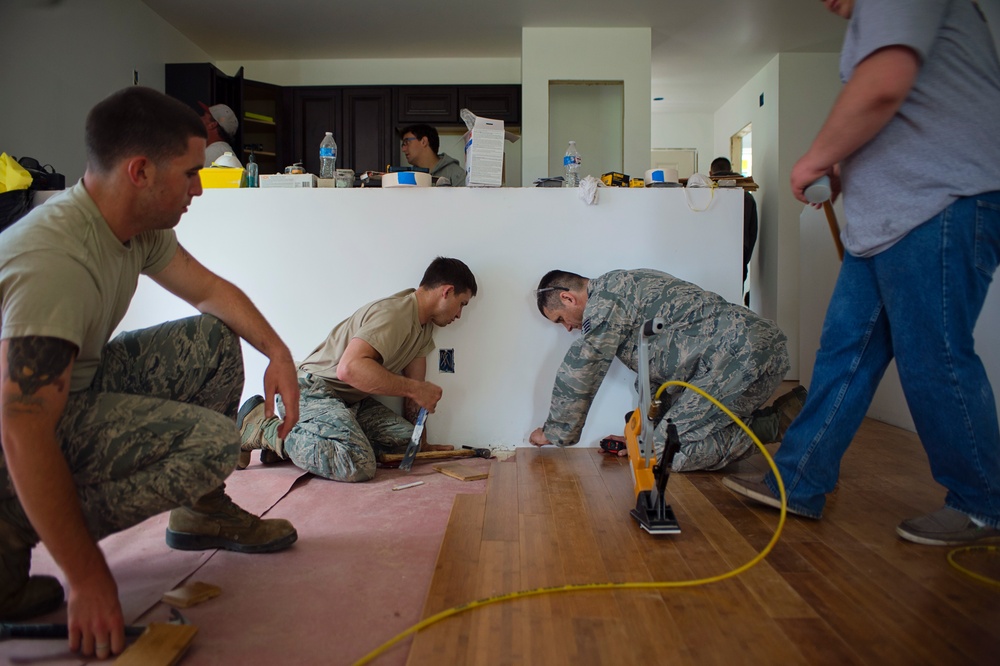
[529,427,551,448]
[67,564,125,659]
[262,355,300,439]
[410,380,443,413]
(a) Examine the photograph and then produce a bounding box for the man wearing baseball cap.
[198,101,241,168]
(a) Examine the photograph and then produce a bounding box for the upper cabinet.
[395,85,520,125]
[166,64,520,174]
[165,63,285,175]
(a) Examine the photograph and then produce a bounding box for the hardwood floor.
[405,418,1000,665]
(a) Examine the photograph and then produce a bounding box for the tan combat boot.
[236,395,287,469]
[165,486,297,554]
[0,500,64,621]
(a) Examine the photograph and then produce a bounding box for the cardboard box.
[464,116,505,188]
[260,173,317,188]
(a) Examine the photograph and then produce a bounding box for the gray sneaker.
[722,475,816,518]
[896,507,1000,546]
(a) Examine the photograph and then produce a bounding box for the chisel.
[398,408,427,472]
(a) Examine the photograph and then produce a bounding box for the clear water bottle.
[245,153,259,188]
[319,131,337,179]
[563,141,581,188]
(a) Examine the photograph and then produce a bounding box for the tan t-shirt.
[0,181,178,391]
[298,289,435,404]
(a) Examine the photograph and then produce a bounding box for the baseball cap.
[198,101,238,136]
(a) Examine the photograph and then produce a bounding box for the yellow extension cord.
[353,381,787,665]
[354,380,999,664]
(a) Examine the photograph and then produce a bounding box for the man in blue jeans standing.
[724,0,1000,545]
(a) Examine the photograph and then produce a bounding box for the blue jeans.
[766,192,1000,527]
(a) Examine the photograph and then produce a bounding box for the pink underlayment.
[1,455,492,665]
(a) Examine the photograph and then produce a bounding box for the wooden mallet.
[804,175,845,261]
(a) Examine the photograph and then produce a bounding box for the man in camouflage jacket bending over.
[529,269,802,471]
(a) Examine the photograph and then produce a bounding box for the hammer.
[0,607,188,640]
[378,445,492,467]
[805,175,845,261]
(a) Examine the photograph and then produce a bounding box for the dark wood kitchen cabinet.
[165,63,286,174]
[290,87,393,175]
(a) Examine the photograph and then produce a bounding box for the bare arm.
[0,337,124,658]
[791,45,921,202]
[337,338,442,412]
[149,244,299,436]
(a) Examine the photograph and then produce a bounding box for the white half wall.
[521,28,651,187]
[116,188,743,451]
[0,0,209,186]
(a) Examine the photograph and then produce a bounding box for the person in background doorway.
[528,268,804,471]
[723,0,1000,547]
[0,86,299,658]
[198,101,241,168]
[709,156,758,297]
[400,124,467,187]
[238,257,477,482]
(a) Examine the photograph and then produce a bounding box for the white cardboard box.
[260,174,317,188]
[464,116,505,188]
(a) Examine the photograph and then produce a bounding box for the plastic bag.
[0,153,33,193]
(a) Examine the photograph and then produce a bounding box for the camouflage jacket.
[542,269,787,445]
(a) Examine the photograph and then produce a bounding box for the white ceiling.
[139,0,846,112]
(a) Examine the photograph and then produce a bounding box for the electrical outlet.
[438,349,455,373]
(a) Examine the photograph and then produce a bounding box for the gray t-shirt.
[840,0,1000,256]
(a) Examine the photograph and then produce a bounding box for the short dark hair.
[536,270,588,314]
[710,157,739,176]
[420,257,477,296]
[401,124,440,154]
[85,87,207,173]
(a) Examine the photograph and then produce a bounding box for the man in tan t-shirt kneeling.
[236,257,477,482]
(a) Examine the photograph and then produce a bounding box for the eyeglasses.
[535,286,568,296]
[401,137,419,147]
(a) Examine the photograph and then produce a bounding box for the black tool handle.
[0,623,146,639]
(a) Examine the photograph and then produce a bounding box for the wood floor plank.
[481,459,519,542]
[516,447,551,516]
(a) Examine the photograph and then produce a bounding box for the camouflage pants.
[660,347,789,472]
[0,315,243,542]
[279,375,414,483]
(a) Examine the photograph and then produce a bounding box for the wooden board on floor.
[113,623,198,666]
[407,419,1000,665]
[433,462,489,482]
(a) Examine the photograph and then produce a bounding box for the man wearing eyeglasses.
[529,269,800,472]
[400,124,467,187]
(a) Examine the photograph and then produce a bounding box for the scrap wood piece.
[161,580,221,608]
[113,622,198,666]
[433,462,489,482]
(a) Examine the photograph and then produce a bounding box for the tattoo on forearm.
[6,337,76,395]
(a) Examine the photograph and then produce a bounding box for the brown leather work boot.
[236,395,287,469]
[165,486,297,554]
[0,501,64,621]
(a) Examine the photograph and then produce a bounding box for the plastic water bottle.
[245,153,259,188]
[320,132,337,179]
[563,141,581,188]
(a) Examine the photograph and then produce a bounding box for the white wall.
[651,112,713,176]
[0,0,209,186]
[521,28,651,187]
[116,188,743,450]
[712,57,783,362]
